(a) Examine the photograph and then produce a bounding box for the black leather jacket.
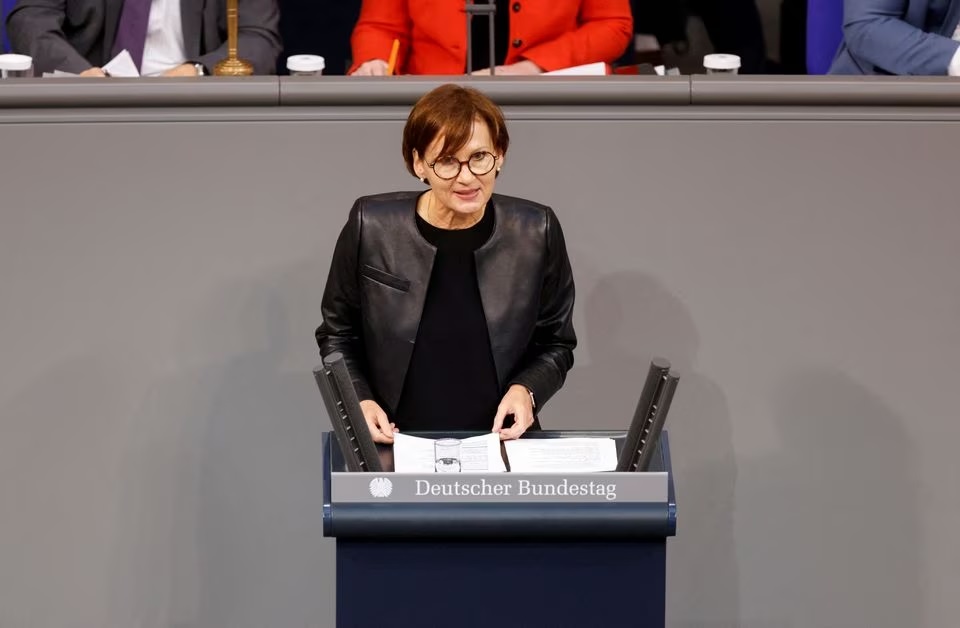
[316,191,576,416]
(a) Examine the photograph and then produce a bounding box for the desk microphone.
[465,1,497,75]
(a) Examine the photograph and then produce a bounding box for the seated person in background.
[349,0,632,76]
[830,0,960,75]
[5,0,281,76]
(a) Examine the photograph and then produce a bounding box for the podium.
[322,430,677,628]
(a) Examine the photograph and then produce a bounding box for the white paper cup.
[0,54,34,78]
[287,55,325,76]
[703,53,741,75]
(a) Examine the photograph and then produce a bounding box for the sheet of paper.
[102,49,140,77]
[543,61,607,76]
[504,438,618,473]
[392,432,506,473]
[44,70,78,77]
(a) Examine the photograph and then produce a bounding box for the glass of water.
[434,438,461,473]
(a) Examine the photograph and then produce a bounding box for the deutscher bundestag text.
[415,479,617,501]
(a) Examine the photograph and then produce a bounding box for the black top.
[469,0,510,73]
[394,206,500,431]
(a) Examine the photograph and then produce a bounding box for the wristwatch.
[193,63,205,76]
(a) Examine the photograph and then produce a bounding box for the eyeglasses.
[427,151,498,180]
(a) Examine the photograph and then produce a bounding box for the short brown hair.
[402,84,510,178]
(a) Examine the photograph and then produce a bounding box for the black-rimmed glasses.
[427,151,498,180]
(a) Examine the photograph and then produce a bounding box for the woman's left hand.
[492,384,535,440]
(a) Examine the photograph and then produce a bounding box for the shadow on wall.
[106,264,334,628]
[554,266,741,628]
[737,368,923,628]
[0,356,142,628]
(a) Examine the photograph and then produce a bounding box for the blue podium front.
[322,430,677,628]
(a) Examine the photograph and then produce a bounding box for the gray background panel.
[1,94,958,628]
[5,76,960,111]
[280,75,693,106]
[0,77,280,108]
[690,75,960,106]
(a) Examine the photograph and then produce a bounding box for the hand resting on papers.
[360,399,398,444]
[358,383,536,444]
[352,58,542,77]
[492,384,536,440]
[76,64,199,78]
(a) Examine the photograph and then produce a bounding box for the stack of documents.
[393,433,507,473]
[543,62,607,76]
[504,438,617,472]
[392,433,618,473]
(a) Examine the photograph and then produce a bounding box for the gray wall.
[1,81,959,628]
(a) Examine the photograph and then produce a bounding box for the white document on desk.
[392,432,507,473]
[543,61,607,76]
[504,438,618,472]
[45,50,140,78]
[102,49,140,77]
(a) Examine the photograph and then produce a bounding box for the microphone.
[464,1,497,75]
[616,358,680,472]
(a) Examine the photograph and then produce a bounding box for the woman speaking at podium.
[316,84,576,444]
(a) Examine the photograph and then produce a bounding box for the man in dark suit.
[831,0,960,74]
[5,0,281,75]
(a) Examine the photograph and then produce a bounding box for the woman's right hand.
[360,399,397,443]
[350,59,389,76]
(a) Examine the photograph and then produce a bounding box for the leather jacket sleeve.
[315,199,375,402]
[507,207,577,410]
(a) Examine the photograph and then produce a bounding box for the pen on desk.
[385,39,400,76]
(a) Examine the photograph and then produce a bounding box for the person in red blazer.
[350,0,633,75]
